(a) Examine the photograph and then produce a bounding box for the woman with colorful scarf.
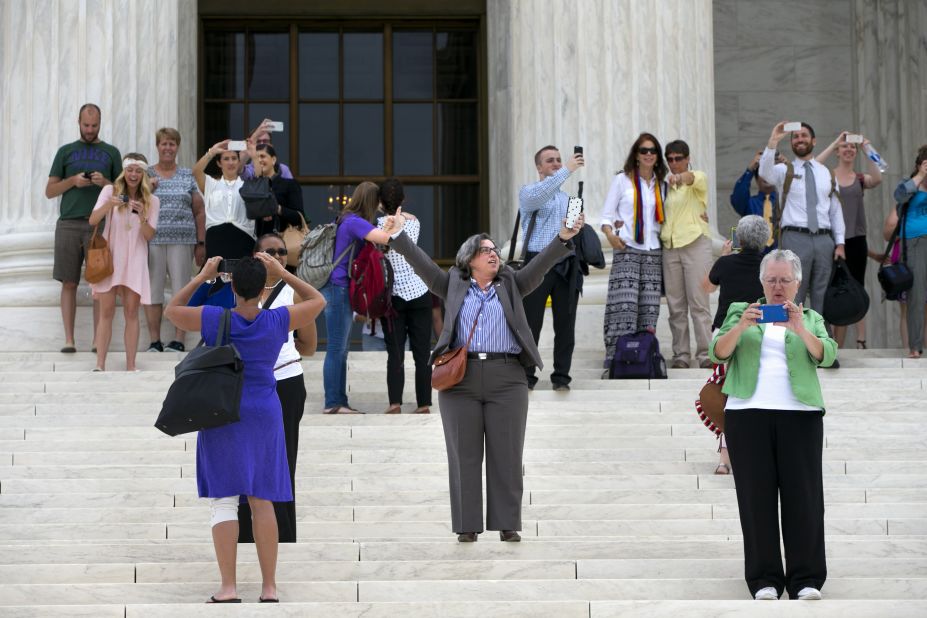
[600,133,668,365]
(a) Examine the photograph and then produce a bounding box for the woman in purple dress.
[165,254,325,603]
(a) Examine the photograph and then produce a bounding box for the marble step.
[2,536,922,566]
[5,556,927,586]
[3,501,925,526]
[3,577,924,605]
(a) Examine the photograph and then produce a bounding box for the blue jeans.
[321,284,352,408]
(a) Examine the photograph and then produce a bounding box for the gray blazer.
[389,231,572,370]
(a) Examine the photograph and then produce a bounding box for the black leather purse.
[155,310,244,436]
[239,176,278,219]
[878,203,914,301]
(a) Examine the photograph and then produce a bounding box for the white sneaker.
[754,587,778,600]
[797,587,822,600]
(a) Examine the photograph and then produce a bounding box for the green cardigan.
[708,300,838,412]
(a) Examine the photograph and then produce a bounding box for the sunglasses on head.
[263,248,288,257]
[638,147,659,155]
[666,154,687,162]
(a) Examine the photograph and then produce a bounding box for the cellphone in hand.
[267,121,284,132]
[83,171,94,179]
[784,122,803,132]
[846,134,864,144]
[227,140,247,151]
[574,145,583,155]
[218,258,240,273]
[566,196,583,228]
[730,226,741,251]
[120,195,130,203]
[756,304,788,323]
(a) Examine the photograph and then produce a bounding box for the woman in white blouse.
[193,139,255,260]
[377,178,433,414]
[599,132,669,365]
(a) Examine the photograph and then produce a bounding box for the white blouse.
[377,214,429,301]
[204,175,255,239]
[259,283,303,382]
[599,172,664,251]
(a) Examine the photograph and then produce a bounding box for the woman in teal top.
[709,249,837,602]
[893,145,927,358]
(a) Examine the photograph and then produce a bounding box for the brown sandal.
[324,406,364,415]
[384,405,402,414]
[413,407,431,414]
[714,463,731,475]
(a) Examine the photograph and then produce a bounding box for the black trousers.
[238,374,306,543]
[725,409,827,599]
[521,255,578,387]
[383,291,433,407]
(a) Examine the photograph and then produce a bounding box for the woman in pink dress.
[88,153,160,371]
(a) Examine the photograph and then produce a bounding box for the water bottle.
[863,144,888,172]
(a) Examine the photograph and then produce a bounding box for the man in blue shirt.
[518,145,583,391]
[730,150,781,252]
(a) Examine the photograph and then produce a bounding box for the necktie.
[762,194,774,247]
[804,161,819,232]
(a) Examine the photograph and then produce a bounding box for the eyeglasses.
[666,155,687,162]
[638,147,659,155]
[263,248,288,257]
[763,277,795,286]
[477,247,500,256]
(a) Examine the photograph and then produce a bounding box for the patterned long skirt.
[603,247,663,362]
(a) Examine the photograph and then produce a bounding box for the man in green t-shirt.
[45,103,122,353]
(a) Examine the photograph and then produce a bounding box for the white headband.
[122,158,148,170]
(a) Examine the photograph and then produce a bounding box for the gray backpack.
[296,222,354,289]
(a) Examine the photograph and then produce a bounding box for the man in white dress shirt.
[758,121,846,316]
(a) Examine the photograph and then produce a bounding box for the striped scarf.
[632,170,665,244]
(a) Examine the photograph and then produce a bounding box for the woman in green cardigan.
[709,249,837,602]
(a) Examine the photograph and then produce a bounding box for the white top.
[600,172,664,250]
[377,214,429,301]
[259,283,303,381]
[726,324,821,412]
[203,175,255,239]
[758,147,846,244]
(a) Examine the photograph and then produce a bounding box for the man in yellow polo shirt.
[661,139,713,369]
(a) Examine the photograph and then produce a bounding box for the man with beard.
[46,104,122,353]
[758,122,845,317]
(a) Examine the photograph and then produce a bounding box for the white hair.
[759,249,803,283]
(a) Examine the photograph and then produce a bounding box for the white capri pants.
[209,496,239,527]
[148,243,194,304]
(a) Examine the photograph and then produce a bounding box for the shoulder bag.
[282,212,310,267]
[239,176,278,219]
[431,310,481,391]
[84,220,113,284]
[878,202,914,301]
[155,309,244,436]
[695,363,727,436]
[506,210,538,271]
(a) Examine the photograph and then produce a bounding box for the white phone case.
[784,122,802,132]
[566,196,583,228]
[268,121,284,132]
[227,140,247,151]
[846,134,863,144]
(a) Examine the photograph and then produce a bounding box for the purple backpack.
[609,331,667,380]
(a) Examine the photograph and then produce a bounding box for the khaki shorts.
[53,218,93,283]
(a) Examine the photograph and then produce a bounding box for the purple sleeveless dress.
[195,305,293,501]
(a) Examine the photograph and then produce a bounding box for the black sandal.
[207,596,241,603]
[857,340,867,349]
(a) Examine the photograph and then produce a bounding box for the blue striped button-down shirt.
[453,280,522,354]
[518,167,571,252]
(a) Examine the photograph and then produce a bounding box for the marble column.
[0,0,197,306]
[487,0,717,253]
[853,0,927,348]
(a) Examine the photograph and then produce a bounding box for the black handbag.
[155,310,244,436]
[239,176,278,219]
[878,203,914,301]
[823,258,869,326]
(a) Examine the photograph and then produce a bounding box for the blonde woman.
[88,153,160,371]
